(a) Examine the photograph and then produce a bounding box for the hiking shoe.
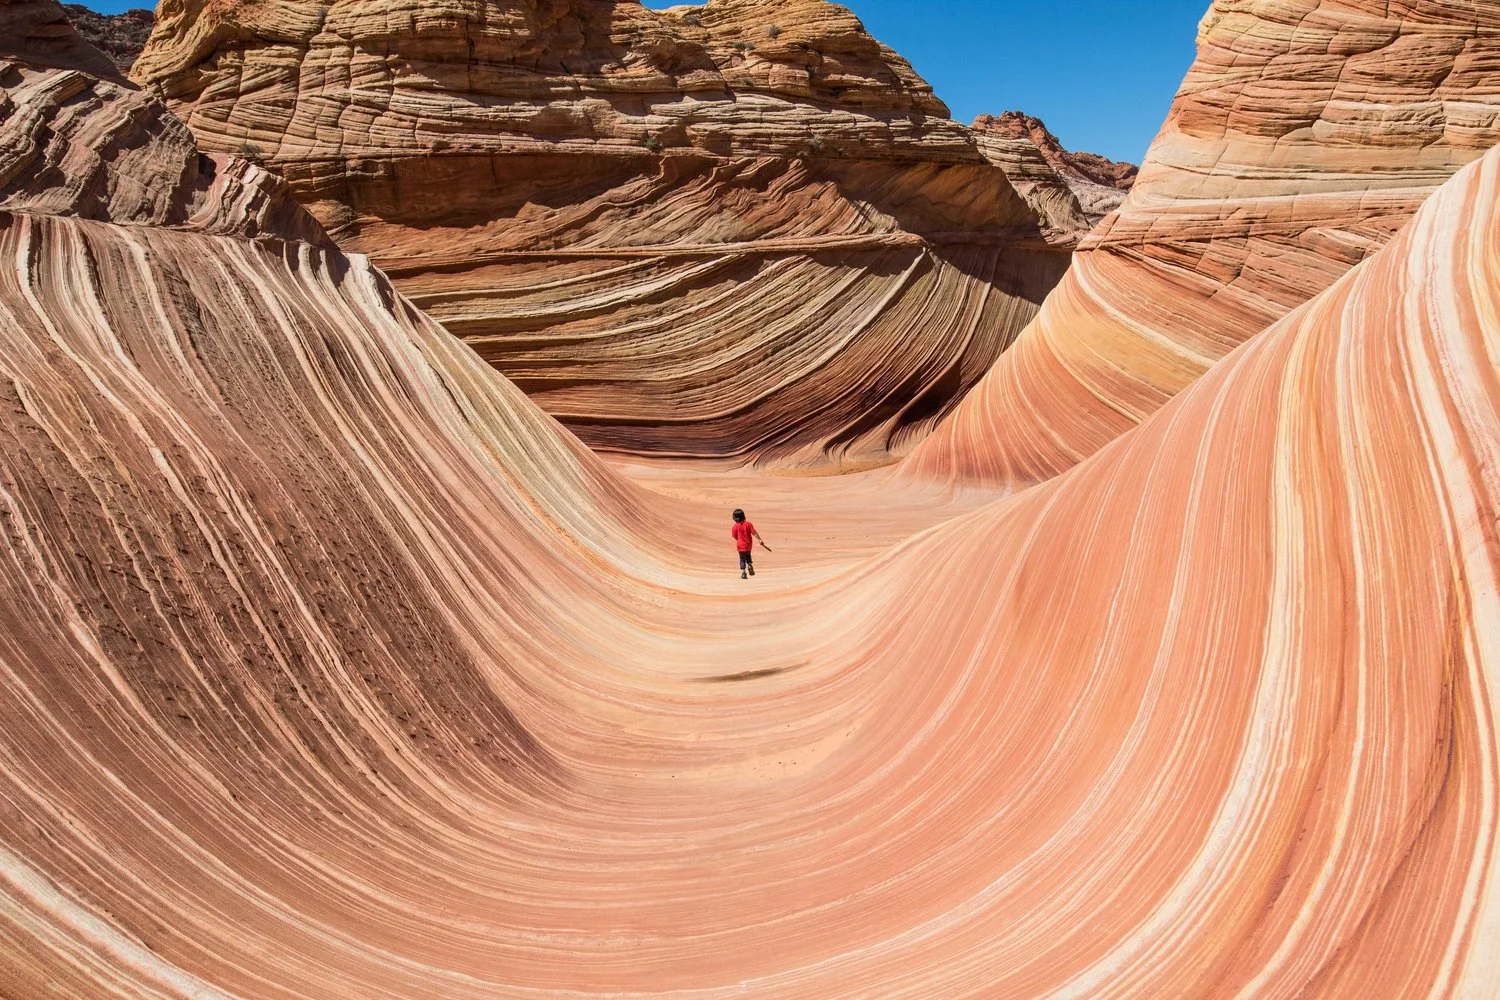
[748,565,755,577]
[741,571,748,579]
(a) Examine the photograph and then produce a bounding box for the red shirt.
[731,521,756,552]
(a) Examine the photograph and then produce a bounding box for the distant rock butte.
[973,111,1138,223]
[132,0,1093,468]
[60,4,155,72]
[905,0,1500,488]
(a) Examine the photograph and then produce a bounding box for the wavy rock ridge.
[131,0,1090,468]
[907,0,1500,488]
[3,97,1500,1000]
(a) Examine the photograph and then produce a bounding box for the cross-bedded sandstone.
[133,0,1091,468]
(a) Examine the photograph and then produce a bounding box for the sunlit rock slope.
[2,3,1500,996]
[974,111,1138,224]
[131,0,1088,468]
[907,0,1500,488]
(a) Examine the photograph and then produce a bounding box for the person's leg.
[739,551,749,578]
[746,552,755,576]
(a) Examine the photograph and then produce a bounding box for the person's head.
[732,509,746,523]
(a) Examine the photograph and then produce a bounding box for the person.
[731,508,766,579]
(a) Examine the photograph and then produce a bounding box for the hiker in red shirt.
[731,508,767,579]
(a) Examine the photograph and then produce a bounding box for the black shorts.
[738,550,754,569]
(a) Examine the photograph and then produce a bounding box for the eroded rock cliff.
[132,0,1089,468]
[1,0,327,242]
[906,0,1500,488]
[973,111,1138,223]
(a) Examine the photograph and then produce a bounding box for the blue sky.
[79,0,1206,163]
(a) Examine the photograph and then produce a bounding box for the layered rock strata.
[1,2,326,243]
[907,0,1500,488]
[2,5,1500,996]
[131,0,1088,468]
[60,4,155,72]
[974,111,1138,223]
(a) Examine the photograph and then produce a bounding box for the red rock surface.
[59,4,154,72]
[975,111,1139,222]
[1,1,327,243]
[4,88,1500,1000]
[130,0,1090,469]
[907,0,1500,489]
[2,3,1500,998]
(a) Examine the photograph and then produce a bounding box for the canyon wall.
[907,0,1500,488]
[1,3,1499,996]
[131,0,1090,468]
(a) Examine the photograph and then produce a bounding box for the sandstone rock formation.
[3,0,130,81]
[131,0,1090,468]
[3,3,1500,997]
[60,4,155,72]
[1,1,326,243]
[974,111,1138,223]
[906,0,1500,489]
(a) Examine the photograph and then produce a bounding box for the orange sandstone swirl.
[0,4,1498,996]
[0,111,1498,1000]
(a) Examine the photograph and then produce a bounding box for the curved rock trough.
[1,1,1498,997]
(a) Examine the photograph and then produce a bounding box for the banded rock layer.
[132,0,1088,468]
[2,6,1500,995]
[907,0,1500,488]
[3,92,1500,1000]
[0,0,326,245]
[974,111,1139,224]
